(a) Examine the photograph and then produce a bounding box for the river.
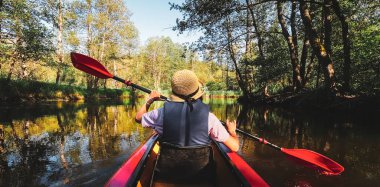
[0,98,378,186]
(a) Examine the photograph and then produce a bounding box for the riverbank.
[243,88,380,113]
[0,78,130,102]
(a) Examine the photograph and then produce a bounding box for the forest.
[0,1,379,186]
[0,0,379,108]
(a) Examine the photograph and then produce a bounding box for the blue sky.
[125,0,202,45]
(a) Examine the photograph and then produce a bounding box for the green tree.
[68,0,138,89]
[138,37,185,90]
[1,0,54,80]
[41,0,65,84]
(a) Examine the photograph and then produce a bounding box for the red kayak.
[105,133,268,187]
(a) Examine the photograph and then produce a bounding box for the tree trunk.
[300,37,309,86]
[157,68,162,91]
[86,2,94,90]
[332,0,351,92]
[323,0,333,55]
[316,57,321,88]
[56,0,63,85]
[113,60,117,88]
[21,61,27,78]
[304,52,315,86]
[86,1,93,57]
[86,5,97,90]
[263,85,269,97]
[86,75,93,90]
[154,54,162,91]
[225,19,249,98]
[226,61,229,90]
[100,32,106,62]
[7,36,21,81]
[246,0,264,58]
[7,59,16,81]
[100,32,106,89]
[0,0,2,42]
[290,0,298,52]
[0,125,4,154]
[245,5,251,56]
[277,1,302,91]
[299,0,336,90]
[93,76,99,89]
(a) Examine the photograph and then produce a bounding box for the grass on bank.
[0,78,131,102]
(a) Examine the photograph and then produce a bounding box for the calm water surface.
[0,99,379,186]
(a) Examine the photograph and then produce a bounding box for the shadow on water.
[233,104,380,187]
[0,98,379,186]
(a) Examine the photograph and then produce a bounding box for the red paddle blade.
[281,148,344,175]
[70,52,113,79]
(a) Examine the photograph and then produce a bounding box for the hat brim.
[170,82,204,102]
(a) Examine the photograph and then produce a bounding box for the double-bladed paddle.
[70,52,344,176]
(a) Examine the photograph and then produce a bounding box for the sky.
[125,0,202,45]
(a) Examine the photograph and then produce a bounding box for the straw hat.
[170,70,204,102]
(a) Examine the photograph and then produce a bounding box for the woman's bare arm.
[135,90,160,123]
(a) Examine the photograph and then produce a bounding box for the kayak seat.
[152,142,216,186]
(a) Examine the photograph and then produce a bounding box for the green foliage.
[350,23,380,92]
[172,0,380,96]
[124,36,229,92]
[206,81,226,91]
[1,0,55,79]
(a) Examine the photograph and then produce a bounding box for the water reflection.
[0,101,151,186]
[0,99,379,186]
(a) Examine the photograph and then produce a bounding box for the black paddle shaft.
[113,75,168,101]
[236,129,282,150]
[220,121,281,150]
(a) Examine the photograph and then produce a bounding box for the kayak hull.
[106,134,268,187]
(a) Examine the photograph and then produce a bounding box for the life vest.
[155,99,214,181]
[161,99,211,147]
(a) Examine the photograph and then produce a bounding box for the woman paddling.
[135,69,239,181]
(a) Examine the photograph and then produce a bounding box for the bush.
[206,81,226,91]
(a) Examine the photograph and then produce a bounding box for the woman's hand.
[136,90,161,123]
[146,90,161,105]
[223,119,239,152]
[226,119,237,137]
[149,90,161,100]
